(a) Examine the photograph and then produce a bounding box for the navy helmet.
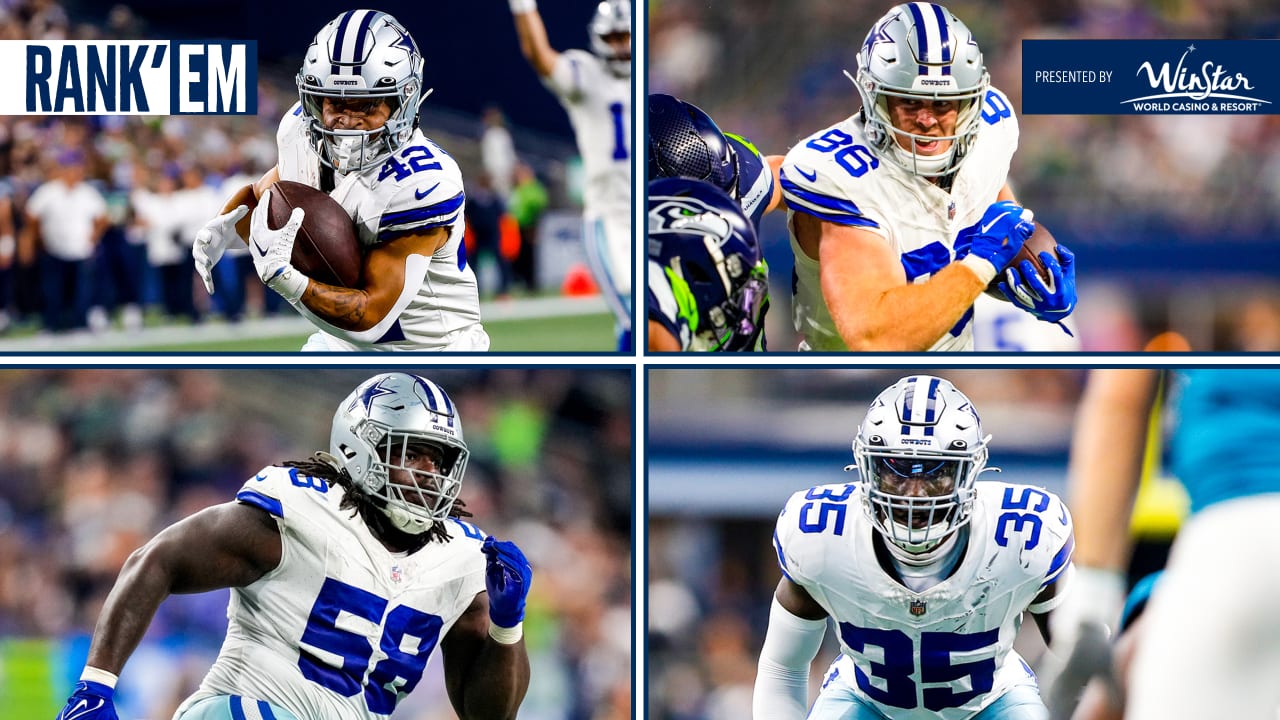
[647,94,739,199]
[648,178,767,351]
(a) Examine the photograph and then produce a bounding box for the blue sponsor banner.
[1022,40,1277,115]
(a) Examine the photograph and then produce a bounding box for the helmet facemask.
[296,10,426,174]
[851,3,990,178]
[359,423,468,535]
[590,0,632,77]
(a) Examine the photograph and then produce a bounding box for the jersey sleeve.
[235,465,333,528]
[780,138,884,233]
[726,133,775,229]
[545,49,599,104]
[647,260,692,350]
[772,483,858,590]
[979,86,1020,162]
[1028,489,1075,613]
[376,175,465,243]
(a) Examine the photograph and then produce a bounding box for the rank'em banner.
[1022,40,1276,115]
[0,41,257,115]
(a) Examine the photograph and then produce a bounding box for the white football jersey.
[782,88,1019,352]
[773,480,1073,720]
[545,50,631,222]
[276,103,487,351]
[185,465,487,720]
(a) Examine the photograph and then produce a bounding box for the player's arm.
[753,577,829,720]
[441,537,532,720]
[648,320,683,351]
[57,501,281,719]
[441,592,531,720]
[765,155,786,213]
[297,228,448,331]
[509,0,560,79]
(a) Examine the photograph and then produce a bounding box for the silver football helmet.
[851,375,990,555]
[590,0,632,77]
[297,10,426,173]
[329,373,468,535]
[852,3,989,177]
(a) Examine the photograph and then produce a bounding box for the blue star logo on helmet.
[353,377,397,414]
[390,26,416,55]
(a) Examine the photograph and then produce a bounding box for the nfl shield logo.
[947,202,956,221]
[909,599,927,616]
[390,565,403,583]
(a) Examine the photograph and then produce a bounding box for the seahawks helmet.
[590,0,632,77]
[647,94,739,199]
[853,2,989,177]
[648,178,767,351]
[329,373,468,535]
[851,375,991,555]
[297,10,426,173]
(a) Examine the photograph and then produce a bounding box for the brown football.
[265,180,363,288]
[984,221,1059,301]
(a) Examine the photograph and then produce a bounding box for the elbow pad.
[753,597,828,720]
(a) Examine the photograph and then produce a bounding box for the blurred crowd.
[0,368,632,720]
[646,368,1088,720]
[0,1,561,338]
[650,0,1280,351]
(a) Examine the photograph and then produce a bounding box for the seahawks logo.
[648,197,732,245]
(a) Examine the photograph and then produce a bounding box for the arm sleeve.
[753,597,828,720]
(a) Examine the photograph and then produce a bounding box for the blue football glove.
[482,536,532,628]
[998,243,1077,326]
[56,681,118,720]
[968,200,1035,272]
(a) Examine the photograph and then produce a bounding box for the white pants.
[582,214,632,332]
[1128,495,1280,720]
[174,694,300,720]
[300,323,491,352]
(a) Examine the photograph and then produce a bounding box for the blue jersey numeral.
[288,467,329,493]
[609,102,629,160]
[378,144,443,182]
[805,129,880,178]
[981,90,1013,125]
[299,578,443,713]
[995,486,1051,549]
[838,622,999,711]
[798,485,855,535]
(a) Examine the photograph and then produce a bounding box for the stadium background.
[647,367,1175,719]
[0,0,620,350]
[649,0,1280,351]
[0,367,633,719]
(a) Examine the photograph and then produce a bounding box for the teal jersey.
[1172,370,1280,512]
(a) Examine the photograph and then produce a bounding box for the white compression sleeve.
[753,597,828,720]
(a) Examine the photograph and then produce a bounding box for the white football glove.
[192,204,249,294]
[249,189,309,303]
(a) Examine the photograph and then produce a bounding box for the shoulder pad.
[774,483,860,585]
[781,132,883,230]
[235,465,336,520]
[375,161,465,242]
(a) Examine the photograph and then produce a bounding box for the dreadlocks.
[280,454,472,549]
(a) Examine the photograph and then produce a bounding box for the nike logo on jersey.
[62,698,105,720]
[415,183,440,200]
[980,211,1012,235]
[793,166,818,183]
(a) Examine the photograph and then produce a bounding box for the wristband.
[509,0,537,13]
[81,666,119,689]
[267,264,309,304]
[488,621,524,645]
[959,254,998,286]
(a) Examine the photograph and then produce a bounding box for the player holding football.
[646,178,768,351]
[509,0,633,350]
[55,372,531,720]
[755,375,1073,719]
[193,11,489,351]
[647,93,784,233]
[782,2,1077,351]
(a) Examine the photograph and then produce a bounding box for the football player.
[1052,369,1280,720]
[55,372,531,720]
[647,178,768,351]
[509,0,633,350]
[781,3,1077,351]
[647,93,784,232]
[755,375,1074,719]
[193,11,489,351]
